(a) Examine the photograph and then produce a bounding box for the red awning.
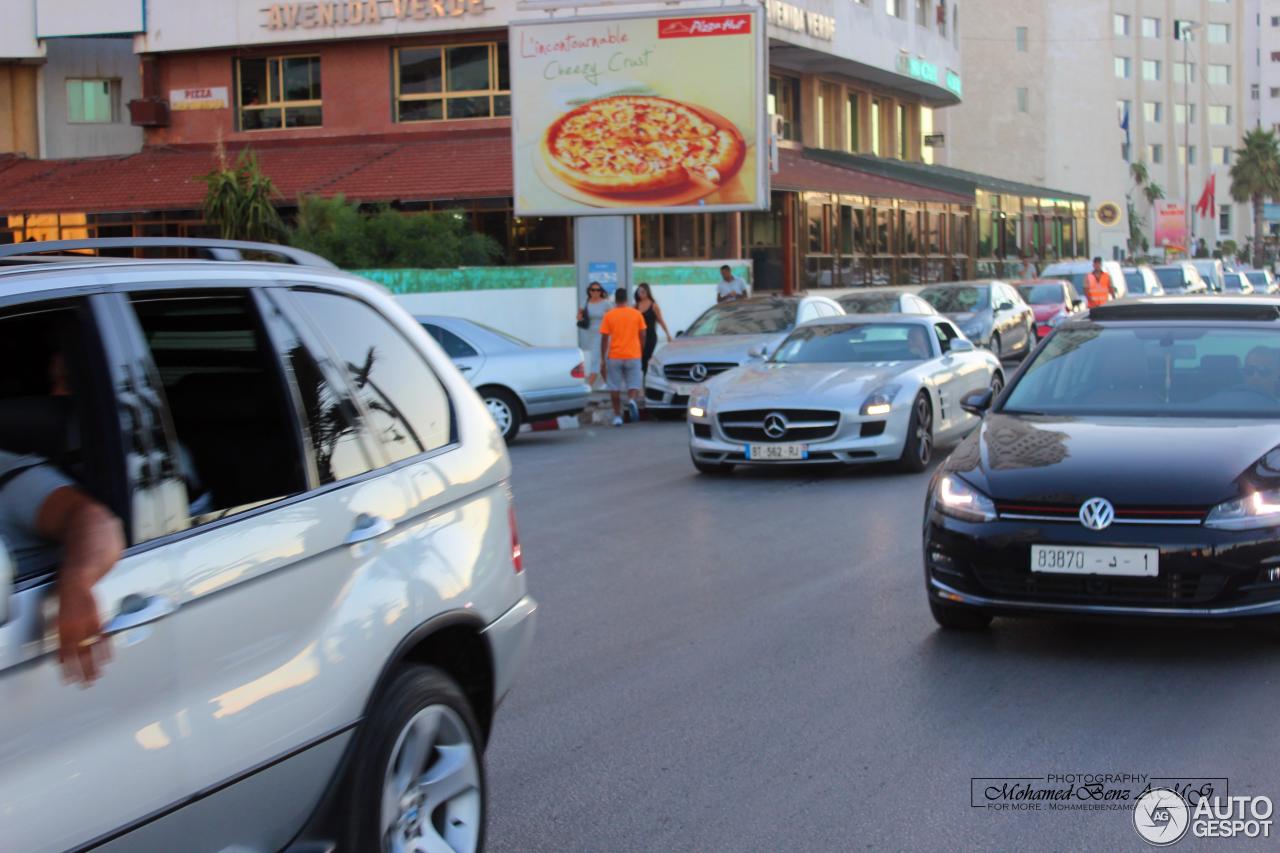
[773,147,969,204]
[0,131,514,214]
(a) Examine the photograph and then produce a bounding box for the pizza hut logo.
[658,14,752,38]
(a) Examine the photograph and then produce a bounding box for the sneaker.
[627,400,640,423]
[612,415,624,427]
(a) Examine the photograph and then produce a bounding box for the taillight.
[509,505,523,573]
[571,361,585,379]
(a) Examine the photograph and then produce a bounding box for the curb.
[520,415,582,433]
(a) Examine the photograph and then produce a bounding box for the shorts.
[606,358,642,392]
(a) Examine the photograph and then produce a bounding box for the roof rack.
[1088,299,1280,322]
[0,238,336,269]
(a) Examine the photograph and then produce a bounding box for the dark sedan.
[923,297,1280,629]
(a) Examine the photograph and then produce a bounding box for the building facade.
[944,0,1251,260]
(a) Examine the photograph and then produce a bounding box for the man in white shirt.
[716,265,749,303]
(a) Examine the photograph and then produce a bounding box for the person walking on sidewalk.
[577,281,611,389]
[634,282,672,376]
[599,287,647,427]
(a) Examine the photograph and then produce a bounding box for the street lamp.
[1176,19,1202,248]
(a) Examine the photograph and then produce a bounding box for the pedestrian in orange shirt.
[599,287,647,427]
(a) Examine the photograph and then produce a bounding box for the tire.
[692,455,734,476]
[929,598,993,630]
[348,665,486,853]
[990,371,1005,398]
[897,392,934,473]
[480,387,522,444]
[989,332,1003,361]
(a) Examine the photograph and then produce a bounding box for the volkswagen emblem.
[689,363,709,382]
[763,412,788,439]
[1079,497,1116,531]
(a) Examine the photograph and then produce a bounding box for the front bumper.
[688,406,912,466]
[482,595,537,706]
[644,371,695,411]
[523,384,590,418]
[924,510,1280,618]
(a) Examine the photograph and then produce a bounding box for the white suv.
[0,239,536,853]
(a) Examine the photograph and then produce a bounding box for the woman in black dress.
[634,282,672,375]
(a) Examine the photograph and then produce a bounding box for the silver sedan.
[417,315,589,442]
[687,314,1003,474]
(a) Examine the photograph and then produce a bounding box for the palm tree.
[1126,161,1152,255]
[200,142,284,243]
[1143,183,1165,206]
[1229,128,1280,267]
[1130,161,1150,189]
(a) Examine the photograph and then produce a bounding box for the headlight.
[860,384,903,416]
[688,385,710,420]
[935,474,997,522]
[1047,309,1068,328]
[1204,488,1280,530]
[649,355,664,375]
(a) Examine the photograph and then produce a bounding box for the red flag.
[1195,174,1216,218]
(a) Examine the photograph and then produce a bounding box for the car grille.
[994,502,1208,525]
[973,563,1229,605]
[664,362,737,382]
[717,409,840,442]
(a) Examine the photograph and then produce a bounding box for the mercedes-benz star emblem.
[763,412,788,439]
[1079,497,1116,531]
[689,363,709,382]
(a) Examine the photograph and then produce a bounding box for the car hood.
[710,362,911,408]
[946,413,1280,507]
[654,333,785,365]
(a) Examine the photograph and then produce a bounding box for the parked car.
[924,297,1280,630]
[418,315,589,443]
[687,314,1003,474]
[1121,265,1165,297]
[918,280,1036,360]
[1015,279,1084,340]
[1244,268,1279,293]
[1191,257,1226,292]
[0,238,536,853]
[1221,271,1256,294]
[1040,259,1129,302]
[1150,263,1210,294]
[837,289,938,316]
[644,294,845,414]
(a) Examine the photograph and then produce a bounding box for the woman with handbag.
[577,281,611,390]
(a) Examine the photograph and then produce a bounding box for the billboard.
[510,7,768,216]
[1153,200,1188,251]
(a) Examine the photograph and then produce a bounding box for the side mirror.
[0,537,11,625]
[747,344,769,359]
[1072,300,1085,311]
[960,388,994,416]
[949,338,976,354]
[996,301,1015,312]
[676,330,685,338]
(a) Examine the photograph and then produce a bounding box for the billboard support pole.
[574,213,634,306]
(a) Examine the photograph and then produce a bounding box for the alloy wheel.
[382,705,482,853]
[915,396,933,465]
[485,397,513,435]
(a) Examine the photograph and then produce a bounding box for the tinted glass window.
[686,301,797,336]
[1123,272,1145,294]
[130,294,306,526]
[919,286,990,313]
[295,292,452,463]
[772,323,934,363]
[1018,284,1066,304]
[1003,325,1280,417]
[1246,272,1270,288]
[1152,267,1188,289]
[1223,274,1248,292]
[424,324,478,359]
[838,293,901,314]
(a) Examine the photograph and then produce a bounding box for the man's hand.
[57,578,110,684]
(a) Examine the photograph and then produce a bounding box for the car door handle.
[346,513,394,545]
[103,594,176,635]
[458,365,472,373]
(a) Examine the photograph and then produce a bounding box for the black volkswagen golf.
[924,297,1280,629]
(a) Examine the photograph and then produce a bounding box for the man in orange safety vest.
[1083,257,1116,308]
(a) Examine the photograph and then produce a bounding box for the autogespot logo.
[1134,788,1190,846]
[1079,497,1116,531]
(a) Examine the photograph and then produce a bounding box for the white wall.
[396,284,722,349]
[41,38,143,158]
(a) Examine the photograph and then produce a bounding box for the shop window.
[66,79,120,124]
[768,75,800,141]
[237,56,322,130]
[846,93,861,152]
[513,216,572,264]
[897,104,909,159]
[871,99,883,156]
[818,83,840,149]
[634,214,715,260]
[395,43,510,122]
[900,209,919,254]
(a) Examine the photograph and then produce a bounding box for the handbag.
[576,304,590,330]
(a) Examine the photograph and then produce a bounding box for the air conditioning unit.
[128,98,170,127]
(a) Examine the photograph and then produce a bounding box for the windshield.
[1002,325,1280,417]
[838,293,901,314]
[1123,271,1147,294]
[1223,274,1248,292]
[685,301,797,336]
[1017,284,1066,304]
[1152,267,1187,289]
[1247,271,1270,287]
[919,286,989,313]
[772,322,934,364]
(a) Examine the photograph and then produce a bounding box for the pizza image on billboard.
[540,95,746,201]
[510,7,767,216]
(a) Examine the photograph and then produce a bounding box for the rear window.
[686,301,797,336]
[1018,284,1066,304]
[838,293,900,314]
[919,286,990,313]
[1124,271,1146,294]
[1152,267,1186,289]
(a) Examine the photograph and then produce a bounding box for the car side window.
[128,292,308,529]
[933,321,960,353]
[293,291,453,464]
[424,324,478,359]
